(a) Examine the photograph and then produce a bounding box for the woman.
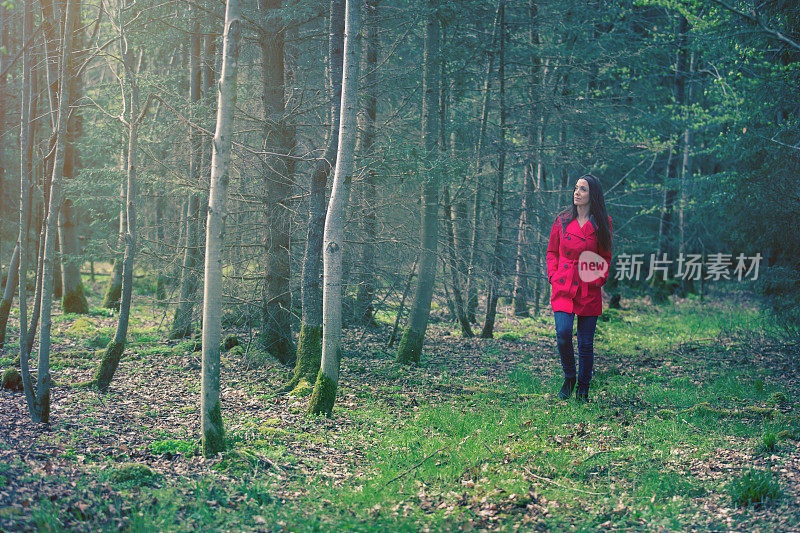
[546,175,612,402]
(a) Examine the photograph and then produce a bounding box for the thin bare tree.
[308,0,360,416]
[200,0,242,454]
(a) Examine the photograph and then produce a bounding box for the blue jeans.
[554,311,598,386]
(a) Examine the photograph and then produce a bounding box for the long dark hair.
[558,174,612,252]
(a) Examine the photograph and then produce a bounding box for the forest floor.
[1,279,799,532]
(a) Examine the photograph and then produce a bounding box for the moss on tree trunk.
[202,400,225,457]
[396,326,424,365]
[307,370,337,417]
[94,340,125,392]
[278,322,321,394]
[62,283,89,314]
[102,261,122,311]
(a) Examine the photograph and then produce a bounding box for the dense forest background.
[0,0,799,408]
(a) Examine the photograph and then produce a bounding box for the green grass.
[148,439,199,456]
[5,289,799,531]
[727,470,782,507]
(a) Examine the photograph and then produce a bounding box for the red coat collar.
[565,216,596,236]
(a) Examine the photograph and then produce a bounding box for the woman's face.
[573,178,590,208]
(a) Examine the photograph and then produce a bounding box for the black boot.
[575,381,589,402]
[558,377,576,400]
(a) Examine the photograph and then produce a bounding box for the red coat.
[546,215,612,316]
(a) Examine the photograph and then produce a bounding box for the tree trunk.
[27,0,78,423]
[0,2,6,227]
[18,0,36,419]
[466,4,502,324]
[284,0,344,394]
[155,194,167,302]
[443,186,473,337]
[170,8,203,339]
[25,234,45,360]
[513,166,533,316]
[94,10,151,393]
[513,1,539,317]
[0,245,19,349]
[354,0,379,327]
[396,0,440,365]
[679,51,696,257]
[656,14,689,263]
[59,10,88,314]
[201,0,242,454]
[258,0,296,366]
[481,1,506,339]
[102,151,126,310]
[308,0,360,416]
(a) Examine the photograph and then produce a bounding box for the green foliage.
[727,470,782,507]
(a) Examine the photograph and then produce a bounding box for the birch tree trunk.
[396,0,439,365]
[481,1,506,339]
[308,0,360,416]
[201,0,242,454]
[282,0,344,394]
[258,0,295,366]
[27,0,78,422]
[170,7,203,339]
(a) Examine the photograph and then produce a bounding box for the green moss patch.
[1,368,22,391]
[67,317,96,335]
[307,371,337,417]
[396,327,424,365]
[99,463,160,487]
